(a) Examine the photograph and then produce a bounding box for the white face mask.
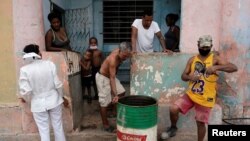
[23,52,41,63]
[90,45,98,50]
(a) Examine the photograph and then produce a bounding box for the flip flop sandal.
[108,114,117,118]
[103,126,116,133]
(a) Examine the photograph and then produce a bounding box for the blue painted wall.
[153,0,181,52]
[131,53,190,99]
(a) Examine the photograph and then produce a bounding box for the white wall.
[180,0,222,53]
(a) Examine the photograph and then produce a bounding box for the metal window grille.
[65,7,91,53]
[103,0,153,43]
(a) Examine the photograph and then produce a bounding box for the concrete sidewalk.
[0,100,198,141]
[0,99,117,141]
[0,83,202,141]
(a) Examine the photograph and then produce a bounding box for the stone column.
[13,0,45,133]
[13,0,73,133]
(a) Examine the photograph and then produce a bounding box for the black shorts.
[82,76,92,87]
[92,66,101,82]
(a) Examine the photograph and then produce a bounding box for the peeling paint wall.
[131,53,190,100]
[0,0,249,136]
[217,0,250,121]
[131,0,250,129]
[131,53,223,134]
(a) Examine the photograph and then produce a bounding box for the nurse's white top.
[19,60,64,112]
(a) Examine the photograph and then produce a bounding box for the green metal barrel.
[117,95,158,141]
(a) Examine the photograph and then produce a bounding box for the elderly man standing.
[95,42,131,133]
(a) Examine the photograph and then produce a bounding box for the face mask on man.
[90,45,97,50]
[198,48,211,56]
[23,52,41,63]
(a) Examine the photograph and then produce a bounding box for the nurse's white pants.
[33,105,66,141]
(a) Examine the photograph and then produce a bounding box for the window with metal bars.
[103,0,153,43]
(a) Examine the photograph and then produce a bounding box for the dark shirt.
[51,29,71,50]
[164,26,180,52]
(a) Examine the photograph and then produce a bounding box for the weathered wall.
[4,0,81,134]
[181,0,222,53]
[219,0,250,99]
[0,51,75,134]
[131,0,249,129]
[130,53,223,136]
[42,52,74,132]
[217,0,250,121]
[0,0,249,137]
[13,0,46,102]
[11,0,47,132]
[0,0,16,103]
[68,72,84,130]
[131,53,189,98]
[0,105,22,133]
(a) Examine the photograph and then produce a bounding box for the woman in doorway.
[45,12,71,51]
[165,13,180,52]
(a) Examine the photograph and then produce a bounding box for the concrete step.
[0,131,201,141]
[0,131,116,141]
[158,130,206,141]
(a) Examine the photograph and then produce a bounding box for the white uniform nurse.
[18,44,68,141]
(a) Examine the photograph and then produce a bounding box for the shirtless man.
[88,37,104,100]
[95,42,131,132]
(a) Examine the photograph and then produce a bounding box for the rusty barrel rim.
[117,95,158,129]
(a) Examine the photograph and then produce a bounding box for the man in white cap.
[161,35,238,141]
[18,44,68,141]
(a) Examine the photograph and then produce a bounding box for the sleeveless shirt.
[186,53,218,107]
[51,29,71,50]
[164,26,179,52]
